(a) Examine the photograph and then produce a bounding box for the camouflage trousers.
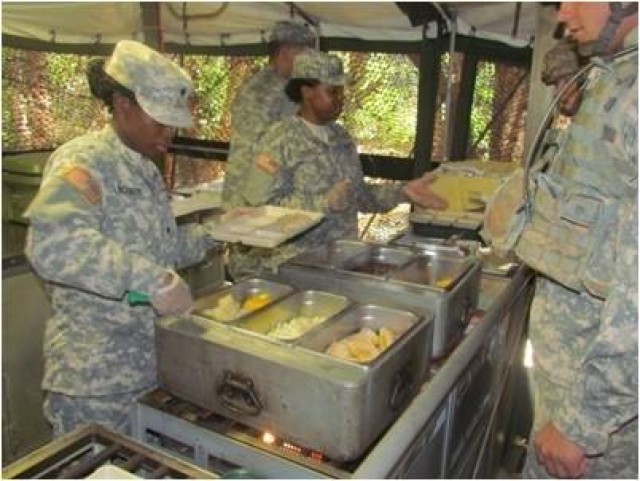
[522,370,638,479]
[44,388,152,438]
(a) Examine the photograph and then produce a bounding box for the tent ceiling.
[2,2,538,51]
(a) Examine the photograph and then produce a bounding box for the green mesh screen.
[172,54,269,142]
[468,61,529,162]
[332,51,418,157]
[2,48,109,151]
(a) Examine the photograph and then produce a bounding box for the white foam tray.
[207,205,324,248]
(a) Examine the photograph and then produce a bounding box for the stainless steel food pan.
[342,246,415,276]
[156,303,432,461]
[391,231,475,256]
[232,290,350,341]
[287,239,371,269]
[192,278,293,323]
[299,305,421,365]
[391,253,473,290]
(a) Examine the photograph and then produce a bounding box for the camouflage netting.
[2,48,110,151]
[472,61,529,162]
[431,53,529,163]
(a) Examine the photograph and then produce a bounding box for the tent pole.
[441,10,456,162]
[413,33,441,178]
[140,2,175,188]
[140,2,163,51]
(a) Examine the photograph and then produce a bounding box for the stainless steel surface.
[288,239,370,269]
[341,245,415,276]
[131,389,345,479]
[277,244,481,359]
[234,290,350,341]
[352,266,534,478]
[391,231,518,277]
[392,253,473,288]
[156,293,433,461]
[391,231,473,256]
[193,278,294,323]
[2,423,215,479]
[299,305,419,365]
[137,267,534,478]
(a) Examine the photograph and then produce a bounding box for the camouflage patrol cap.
[269,21,316,47]
[104,40,194,128]
[292,50,346,85]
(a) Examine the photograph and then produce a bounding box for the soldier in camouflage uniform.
[233,50,448,276]
[222,21,316,209]
[222,21,316,279]
[24,40,219,436]
[516,3,638,478]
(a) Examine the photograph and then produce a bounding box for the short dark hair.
[285,78,320,103]
[86,57,136,112]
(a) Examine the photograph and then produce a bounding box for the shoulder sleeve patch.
[255,153,280,175]
[61,166,102,205]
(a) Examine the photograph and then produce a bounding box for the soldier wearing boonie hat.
[24,39,219,437]
[104,39,194,128]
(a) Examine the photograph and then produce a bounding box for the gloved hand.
[403,172,448,210]
[327,180,352,212]
[150,271,193,316]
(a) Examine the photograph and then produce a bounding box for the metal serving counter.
[355,267,534,478]
[127,263,534,478]
[3,226,534,477]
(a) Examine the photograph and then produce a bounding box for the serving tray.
[207,206,324,248]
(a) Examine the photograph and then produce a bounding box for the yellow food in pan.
[325,327,397,363]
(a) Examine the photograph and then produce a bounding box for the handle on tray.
[218,370,263,416]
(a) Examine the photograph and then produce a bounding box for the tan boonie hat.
[269,20,316,47]
[104,40,194,128]
[291,50,346,85]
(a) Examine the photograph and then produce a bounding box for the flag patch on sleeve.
[255,153,280,175]
[62,166,102,205]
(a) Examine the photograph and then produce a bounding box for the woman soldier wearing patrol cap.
[24,40,219,436]
[233,50,448,278]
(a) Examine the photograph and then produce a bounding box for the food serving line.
[3,169,534,478]
[125,231,533,478]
